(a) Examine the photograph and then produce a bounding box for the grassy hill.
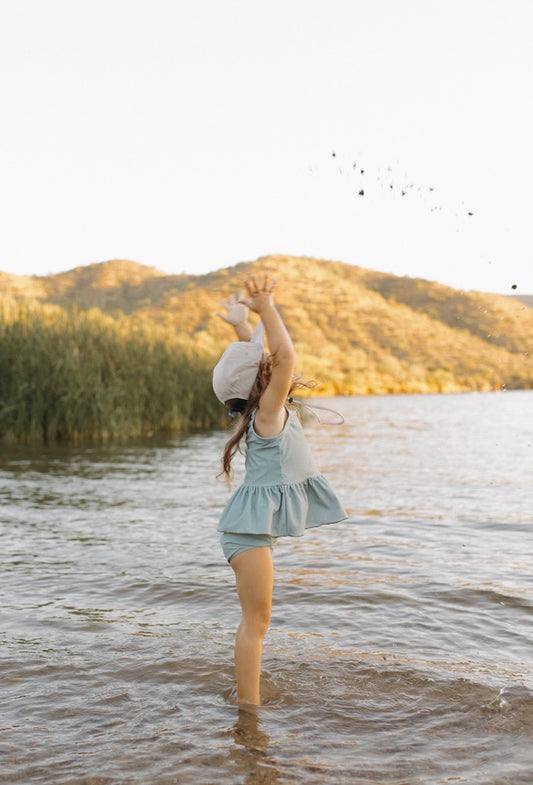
[1,255,532,442]
[3,254,531,394]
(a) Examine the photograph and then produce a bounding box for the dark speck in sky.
[512,284,517,290]
[358,189,365,196]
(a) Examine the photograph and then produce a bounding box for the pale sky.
[1,0,532,293]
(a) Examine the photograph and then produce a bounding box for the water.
[1,391,532,784]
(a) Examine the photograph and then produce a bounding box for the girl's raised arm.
[242,275,295,436]
[216,294,253,341]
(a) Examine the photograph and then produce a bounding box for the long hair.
[220,354,315,481]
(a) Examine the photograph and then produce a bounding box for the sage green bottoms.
[220,532,276,563]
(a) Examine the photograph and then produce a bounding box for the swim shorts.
[220,531,276,563]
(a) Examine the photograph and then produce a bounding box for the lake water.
[1,391,532,785]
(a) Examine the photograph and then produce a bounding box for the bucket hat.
[212,322,265,405]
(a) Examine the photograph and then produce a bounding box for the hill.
[2,255,532,395]
[511,294,533,309]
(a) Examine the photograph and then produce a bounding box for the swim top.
[217,407,347,537]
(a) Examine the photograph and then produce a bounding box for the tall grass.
[0,299,225,443]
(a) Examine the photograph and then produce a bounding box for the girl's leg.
[230,546,274,707]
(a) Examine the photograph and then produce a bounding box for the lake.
[1,391,532,784]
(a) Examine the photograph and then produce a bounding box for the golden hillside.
[2,254,532,394]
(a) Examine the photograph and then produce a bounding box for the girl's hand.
[241,274,277,314]
[217,293,250,326]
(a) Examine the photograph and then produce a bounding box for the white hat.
[212,322,265,405]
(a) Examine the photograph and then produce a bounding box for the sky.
[1,0,532,294]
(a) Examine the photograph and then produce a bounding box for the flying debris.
[326,151,478,223]
[511,284,518,290]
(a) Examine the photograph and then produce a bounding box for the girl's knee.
[256,606,272,636]
[232,546,273,637]
[243,603,271,636]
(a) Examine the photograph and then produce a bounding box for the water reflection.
[228,708,281,784]
[2,393,533,784]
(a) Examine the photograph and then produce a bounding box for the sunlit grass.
[2,252,532,444]
[0,298,224,443]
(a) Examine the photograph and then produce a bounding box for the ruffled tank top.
[217,407,347,537]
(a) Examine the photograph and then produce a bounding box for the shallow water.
[1,391,532,784]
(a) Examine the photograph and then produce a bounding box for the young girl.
[213,273,346,708]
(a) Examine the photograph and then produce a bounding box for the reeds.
[0,298,225,443]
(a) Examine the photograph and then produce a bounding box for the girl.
[213,273,346,708]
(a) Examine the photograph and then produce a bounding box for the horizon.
[2,255,532,298]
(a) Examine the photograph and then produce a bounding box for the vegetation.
[0,299,223,443]
[1,254,531,443]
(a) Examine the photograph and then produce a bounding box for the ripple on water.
[1,394,533,783]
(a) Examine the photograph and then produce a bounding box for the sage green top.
[218,408,347,536]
